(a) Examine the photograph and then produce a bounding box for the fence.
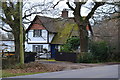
[55,52,77,62]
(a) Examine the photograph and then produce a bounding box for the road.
[7,65,119,78]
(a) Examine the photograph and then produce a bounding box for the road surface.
[7,65,119,78]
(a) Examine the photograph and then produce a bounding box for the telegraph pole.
[19,0,24,64]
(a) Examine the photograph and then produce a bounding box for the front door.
[51,44,56,58]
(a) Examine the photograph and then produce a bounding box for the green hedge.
[77,52,94,63]
[77,41,110,63]
[90,41,109,62]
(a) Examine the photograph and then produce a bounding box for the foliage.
[79,40,120,63]
[77,41,114,63]
[77,52,94,63]
[90,41,109,62]
[60,37,80,52]
[2,58,18,69]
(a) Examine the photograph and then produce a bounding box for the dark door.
[51,44,56,58]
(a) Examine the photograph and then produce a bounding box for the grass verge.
[2,70,44,78]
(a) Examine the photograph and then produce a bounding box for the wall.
[25,43,50,52]
[0,41,50,53]
[49,33,55,43]
[28,30,48,43]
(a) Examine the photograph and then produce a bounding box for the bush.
[2,58,18,69]
[77,41,120,63]
[60,37,80,52]
[90,41,109,62]
[77,52,94,63]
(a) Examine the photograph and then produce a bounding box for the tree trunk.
[14,33,20,62]
[79,25,88,52]
[74,14,89,52]
[13,29,24,64]
[73,3,89,52]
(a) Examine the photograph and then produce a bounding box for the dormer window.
[33,30,42,37]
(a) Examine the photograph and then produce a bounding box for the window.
[33,30,42,37]
[33,45,43,52]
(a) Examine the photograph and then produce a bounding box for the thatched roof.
[26,15,79,44]
[51,23,79,44]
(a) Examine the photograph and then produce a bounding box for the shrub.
[60,44,71,52]
[90,41,109,62]
[2,58,18,69]
[60,37,80,52]
[76,52,94,63]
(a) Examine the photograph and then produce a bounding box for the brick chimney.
[61,9,68,18]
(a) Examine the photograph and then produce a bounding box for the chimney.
[61,9,68,18]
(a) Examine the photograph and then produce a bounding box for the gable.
[29,17,45,30]
[26,16,46,33]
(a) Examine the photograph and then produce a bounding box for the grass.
[37,59,56,61]
[0,70,2,78]
[2,70,45,78]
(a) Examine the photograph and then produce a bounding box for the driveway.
[6,64,119,78]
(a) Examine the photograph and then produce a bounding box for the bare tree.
[65,0,105,52]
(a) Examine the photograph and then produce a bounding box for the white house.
[25,15,58,58]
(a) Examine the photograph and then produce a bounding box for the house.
[25,9,79,58]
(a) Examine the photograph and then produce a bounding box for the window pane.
[33,30,42,37]
[33,45,36,52]
[40,30,42,36]
[33,30,35,37]
[33,45,43,52]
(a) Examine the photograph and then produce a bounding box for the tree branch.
[53,0,63,9]
[66,2,75,11]
[22,11,43,19]
[0,27,12,32]
[2,2,14,23]
[85,2,105,21]
[0,16,10,25]
[9,0,14,9]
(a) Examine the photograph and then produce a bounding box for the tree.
[0,1,24,63]
[66,0,105,52]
